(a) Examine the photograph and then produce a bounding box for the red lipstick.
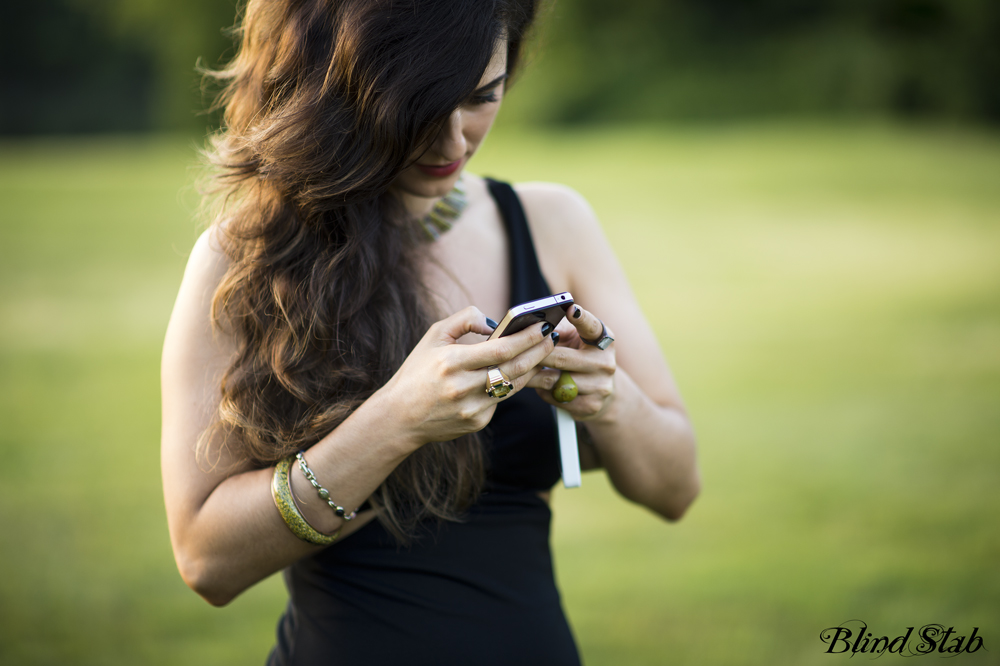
[417,159,462,178]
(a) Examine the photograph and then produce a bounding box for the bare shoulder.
[512,182,605,293]
[513,181,593,212]
[180,227,231,303]
[513,181,601,238]
[514,182,685,410]
[167,227,231,336]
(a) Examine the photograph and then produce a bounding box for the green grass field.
[1,123,998,665]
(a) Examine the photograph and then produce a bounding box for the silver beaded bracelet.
[295,451,357,521]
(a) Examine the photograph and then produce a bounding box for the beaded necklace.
[418,177,467,241]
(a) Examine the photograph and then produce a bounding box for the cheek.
[463,106,501,147]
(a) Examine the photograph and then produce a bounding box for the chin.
[394,169,463,199]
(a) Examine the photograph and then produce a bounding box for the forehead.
[479,40,508,84]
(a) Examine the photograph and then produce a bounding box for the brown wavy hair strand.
[199,0,538,541]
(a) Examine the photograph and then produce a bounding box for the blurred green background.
[5,0,1000,133]
[3,0,999,664]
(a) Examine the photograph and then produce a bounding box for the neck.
[394,176,464,220]
[396,190,440,220]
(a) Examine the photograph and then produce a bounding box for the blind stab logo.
[819,621,986,656]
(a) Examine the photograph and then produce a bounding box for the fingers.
[430,306,496,344]
[425,304,612,413]
[535,344,616,374]
[459,320,556,371]
[524,367,611,396]
[495,363,547,399]
[523,367,560,392]
[565,305,614,345]
[528,370,614,420]
[471,327,554,400]
[519,306,617,418]
[527,361,615,417]
[429,322,553,404]
[532,384,611,419]
[494,329,558,382]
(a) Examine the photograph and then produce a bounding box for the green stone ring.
[552,371,579,403]
[485,366,514,399]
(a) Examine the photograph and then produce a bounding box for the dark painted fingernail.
[485,317,498,330]
[573,306,582,319]
[550,331,560,344]
[541,322,554,336]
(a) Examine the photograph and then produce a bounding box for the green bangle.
[271,455,340,546]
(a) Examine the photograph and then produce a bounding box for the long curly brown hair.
[199,0,537,541]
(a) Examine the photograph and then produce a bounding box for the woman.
[161,0,700,663]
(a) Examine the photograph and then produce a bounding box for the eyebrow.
[473,74,508,95]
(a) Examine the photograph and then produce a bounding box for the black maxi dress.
[267,179,582,666]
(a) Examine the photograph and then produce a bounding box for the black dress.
[267,180,581,666]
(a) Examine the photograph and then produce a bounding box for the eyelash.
[468,91,499,106]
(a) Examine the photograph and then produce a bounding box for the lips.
[416,159,462,178]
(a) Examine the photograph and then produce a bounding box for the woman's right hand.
[381,306,556,447]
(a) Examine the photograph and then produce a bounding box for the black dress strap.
[481,178,562,494]
[484,178,553,303]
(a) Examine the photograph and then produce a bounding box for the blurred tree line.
[2,0,236,134]
[4,0,999,134]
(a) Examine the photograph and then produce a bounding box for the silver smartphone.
[488,291,581,489]
[488,292,574,340]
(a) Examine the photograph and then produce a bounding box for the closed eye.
[466,74,507,106]
[469,91,499,105]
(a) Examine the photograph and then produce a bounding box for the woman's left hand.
[526,304,617,421]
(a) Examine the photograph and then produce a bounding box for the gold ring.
[485,366,514,399]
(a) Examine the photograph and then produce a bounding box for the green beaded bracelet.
[296,451,357,521]
[271,455,340,546]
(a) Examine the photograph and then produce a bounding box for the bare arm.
[161,230,557,606]
[518,183,701,520]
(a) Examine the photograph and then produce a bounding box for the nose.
[434,109,467,162]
